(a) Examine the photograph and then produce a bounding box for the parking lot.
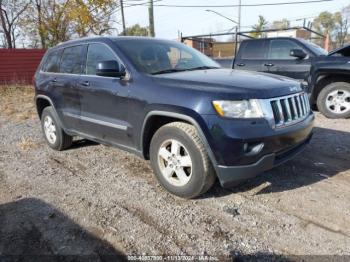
[0,86,349,259]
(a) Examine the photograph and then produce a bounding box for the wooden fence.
[0,49,46,85]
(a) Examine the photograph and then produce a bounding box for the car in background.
[216,38,350,119]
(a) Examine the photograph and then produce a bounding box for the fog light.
[244,142,264,156]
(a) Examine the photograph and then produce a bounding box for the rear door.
[265,39,311,81]
[234,40,269,73]
[55,45,85,132]
[78,43,132,147]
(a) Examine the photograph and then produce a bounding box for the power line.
[125,0,333,8]
[124,0,163,7]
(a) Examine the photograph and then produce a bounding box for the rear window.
[240,40,267,59]
[59,45,85,74]
[42,50,62,73]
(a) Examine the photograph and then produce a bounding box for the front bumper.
[216,133,312,188]
[202,113,314,187]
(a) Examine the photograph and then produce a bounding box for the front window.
[86,43,121,75]
[268,39,304,60]
[114,39,220,74]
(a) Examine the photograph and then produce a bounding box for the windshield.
[114,39,220,74]
[299,39,328,56]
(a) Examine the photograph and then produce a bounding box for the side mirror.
[96,60,126,78]
[290,49,307,59]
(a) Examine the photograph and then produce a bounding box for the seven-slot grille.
[270,92,310,128]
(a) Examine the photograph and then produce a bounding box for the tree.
[21,0,72,48]
[271,19,290,30]
[22,0,119,48]
[251,16,268,38]
[313,8,350,49]
[120,24,149,36]
[69,0,118,37]
[334,6,350,47]
[0,0,30,48]
[313,11,335,35]
[313,11,335,48]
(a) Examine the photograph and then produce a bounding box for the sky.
[120,0,349,39]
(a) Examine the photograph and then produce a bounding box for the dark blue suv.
[34,37,314,198]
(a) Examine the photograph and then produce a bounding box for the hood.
[151,69,302,99]
[328,44,350,57]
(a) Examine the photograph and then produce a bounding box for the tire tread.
[161,122,216,197]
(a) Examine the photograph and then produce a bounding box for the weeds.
[0,85,36,122]
[18,137,39,151]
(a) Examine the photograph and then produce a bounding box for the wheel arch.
[140,111,219,172]
[35,95,55,119]
[313,73,350,105]
[35,95,66,130]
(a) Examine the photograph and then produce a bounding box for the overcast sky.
[120,0,349,39]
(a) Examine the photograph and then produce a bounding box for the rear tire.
[317,82,350,119]
[149,122,216,199]
[41,107,73,150]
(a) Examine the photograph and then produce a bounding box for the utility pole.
[120,0,126,35]
[237,0,241,42]
[237,0,241,33]
[148,0,155,37]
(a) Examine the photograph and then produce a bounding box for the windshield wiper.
[151,66,220,75]
[151,69,187,75]
[185,66,220,71]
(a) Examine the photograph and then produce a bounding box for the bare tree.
[0,0,29,48]
[334,5,350,47]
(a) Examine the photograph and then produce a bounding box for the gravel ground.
[0,86,349,261]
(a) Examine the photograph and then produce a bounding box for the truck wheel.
[150,122,216,199]
[317,82,350,118]
[41,106,73,150]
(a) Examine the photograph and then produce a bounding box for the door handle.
[79,81,90,87]
[236,63,245,67]
[264,63,274,67]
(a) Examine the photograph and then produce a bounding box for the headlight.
[212,99,264,118]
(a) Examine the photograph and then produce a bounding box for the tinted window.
[114,39,219,74]
[241,40,266,59]
[43,50,62,72]
[268,40,302,59]
[59,45,84,74]
[86,43,118,75]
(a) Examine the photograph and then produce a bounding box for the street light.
[205,9,238,25]
[205,9,240,57]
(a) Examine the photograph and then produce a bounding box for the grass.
[0,85,36,122]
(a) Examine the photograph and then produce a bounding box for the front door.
[265,39,311,81]
[78,43,132,147]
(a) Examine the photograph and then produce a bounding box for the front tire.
[149,122,216,198]
[41,107,73,150]
[317,82,350,119]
